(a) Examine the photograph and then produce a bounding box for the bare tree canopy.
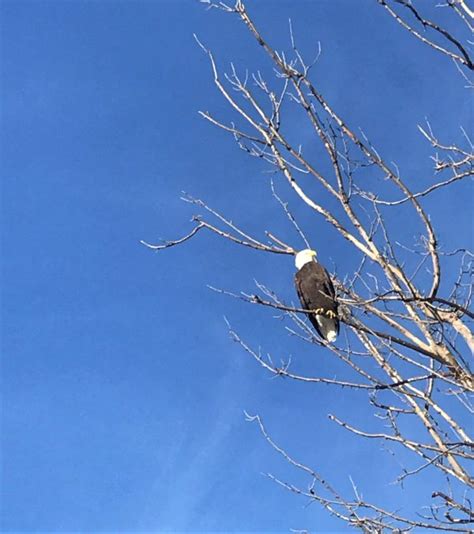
[145,1,473,530]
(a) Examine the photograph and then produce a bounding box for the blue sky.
[2,0,472,532]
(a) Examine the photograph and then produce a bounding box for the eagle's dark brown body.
[294,261,339,341]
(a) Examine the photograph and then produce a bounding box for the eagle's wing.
[322,267,336,300]
[321,268,339,336]
[294,269,325,339]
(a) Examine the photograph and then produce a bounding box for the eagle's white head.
[295,249,317,270]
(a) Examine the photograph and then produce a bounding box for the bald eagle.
[294,249,339,342]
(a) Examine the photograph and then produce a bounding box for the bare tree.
[144,1,473,531]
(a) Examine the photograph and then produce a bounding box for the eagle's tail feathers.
[316,315,338,343]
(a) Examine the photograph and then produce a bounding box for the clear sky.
[2,0,472,532]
